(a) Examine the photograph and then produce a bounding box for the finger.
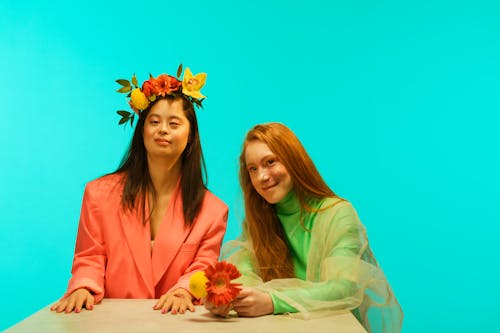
[170,298,180,315]
[234,303,254,317]
[86,294,94,310]
[204,301,215,310]
[65,297,76,313]
[232,297,251,308]
[218,307,231,317]
[74,295,85,313]
[177,302,187,314]
[233,306,252,316]
[212,304,231,317]
[236,310,251,317]
[186,299,195,312]
[172,296,187,315]
[57,300,68,313]
[235,288,250,300]
[50,301,61,311]
[154,294,167,310]
[161,297,174,314]
[54,300,67,313]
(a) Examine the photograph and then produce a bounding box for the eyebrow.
[246,153,275,166]
[147,113,183,120]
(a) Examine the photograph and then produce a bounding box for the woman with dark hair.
[51,67,228,315]
[206,123,403,333]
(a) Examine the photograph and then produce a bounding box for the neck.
[275,190,301,215]
[147,155,181,195]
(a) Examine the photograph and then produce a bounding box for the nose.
[159,122,168,135]
[257,169,270,182]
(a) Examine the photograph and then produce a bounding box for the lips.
[155,138,171,145]
[261,183,278,191]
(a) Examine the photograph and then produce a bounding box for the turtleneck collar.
[276,190,301,216]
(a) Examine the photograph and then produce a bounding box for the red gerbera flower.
[205,261,242,307]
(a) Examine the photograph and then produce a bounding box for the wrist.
[172,288,193,300]
[267,294,274,315]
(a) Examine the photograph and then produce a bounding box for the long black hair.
[114,93,207,226]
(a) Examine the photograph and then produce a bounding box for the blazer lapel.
[151,181,193,285]
[120,204,154,296]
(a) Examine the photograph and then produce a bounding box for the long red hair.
[239,123,338,281]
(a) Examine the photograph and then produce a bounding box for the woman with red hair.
[206,122,403,333]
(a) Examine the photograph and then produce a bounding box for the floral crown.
[115,64,206,126]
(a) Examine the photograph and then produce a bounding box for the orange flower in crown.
[189,261,242,307]
[153,74,183,96]
[115,64,206,127]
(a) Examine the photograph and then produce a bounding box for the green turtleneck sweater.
[272,190,320,314]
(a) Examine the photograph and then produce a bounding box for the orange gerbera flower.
[204,261,241,307]
[153,74,182,96]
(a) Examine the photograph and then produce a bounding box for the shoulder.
[315,197,361,224]
[319,197,354,213]
[84,173,124,200]
[200,190,229,215]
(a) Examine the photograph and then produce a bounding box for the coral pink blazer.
[64,173,228,303]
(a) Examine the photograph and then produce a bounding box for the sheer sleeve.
[222,234,262,286]
[223,200,403,333]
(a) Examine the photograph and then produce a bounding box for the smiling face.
[143,99,190,161]
[244,140,293,204]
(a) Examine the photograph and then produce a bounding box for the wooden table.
[4,299,367,333]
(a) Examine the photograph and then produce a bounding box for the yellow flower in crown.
[182,67,207,99]
[130,88,150,111]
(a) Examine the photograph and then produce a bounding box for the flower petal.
[204,261,241,306]
[189,271,208,298]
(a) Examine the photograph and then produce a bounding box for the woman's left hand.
[232,286,274,317]
[154,288,194,314]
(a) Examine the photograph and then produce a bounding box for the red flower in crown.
[141,78,156,98]
[205,261,242,307]
[153,74,182,96]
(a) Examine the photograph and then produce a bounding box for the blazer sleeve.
[168,205,228,294]
[64,183,107,303]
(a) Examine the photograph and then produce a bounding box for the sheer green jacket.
[223,192,403,333]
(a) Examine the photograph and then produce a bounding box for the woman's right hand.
[50,288,94,313]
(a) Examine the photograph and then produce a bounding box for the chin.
[262,194,285,204]
[264,198,278,204]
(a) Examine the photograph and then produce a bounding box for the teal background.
[1,0,499,332]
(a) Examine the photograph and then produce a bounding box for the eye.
[169,121,180,127]
[149,119,160,125]
[266,158,276,166]
[247,166,257,173]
